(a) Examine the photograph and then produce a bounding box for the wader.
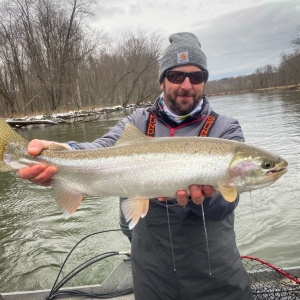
[131,200,253,300]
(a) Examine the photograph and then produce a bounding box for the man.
[19,32,253,299]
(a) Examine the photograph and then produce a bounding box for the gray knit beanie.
[158,32,209,83]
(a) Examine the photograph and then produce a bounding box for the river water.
[0,90,299,293]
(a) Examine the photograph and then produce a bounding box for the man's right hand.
[18,139,71,186]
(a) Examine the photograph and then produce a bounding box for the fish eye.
[262,161,275,169]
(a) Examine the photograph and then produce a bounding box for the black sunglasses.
[165,70,206,84]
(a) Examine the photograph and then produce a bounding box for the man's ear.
[160,81,164,91]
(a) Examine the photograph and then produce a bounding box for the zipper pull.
[170,128,175,137]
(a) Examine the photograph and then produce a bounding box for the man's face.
[160,65,205,116]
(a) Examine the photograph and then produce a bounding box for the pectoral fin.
[121,198,149,229]
[51,180,84,218]
[218,183,238,202]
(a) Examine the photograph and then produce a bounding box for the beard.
[163,88,204,116]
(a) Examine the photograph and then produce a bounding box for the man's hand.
[18,139,71,186]
[157,185,216,206]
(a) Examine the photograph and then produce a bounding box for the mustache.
[177,91,195,97]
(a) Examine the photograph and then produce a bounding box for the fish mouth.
[266,167,288,176]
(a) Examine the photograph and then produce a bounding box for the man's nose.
[181,77,192,90]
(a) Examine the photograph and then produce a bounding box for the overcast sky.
[89,0,300,80]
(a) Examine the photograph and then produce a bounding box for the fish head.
[228,146,288,192]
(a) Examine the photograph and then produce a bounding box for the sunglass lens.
[189,72,205,84]
[168,72,184,84]
[167,71,205,84]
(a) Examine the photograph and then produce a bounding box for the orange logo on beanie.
[177,51,189,63]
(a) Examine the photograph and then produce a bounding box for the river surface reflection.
[0,90,299,292]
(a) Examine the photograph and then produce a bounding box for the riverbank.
[4,103,147,128]
[3,84,300,128]
[208,83,300,97]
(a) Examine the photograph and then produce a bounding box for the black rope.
[46,229,133,300]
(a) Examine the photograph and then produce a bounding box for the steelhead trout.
[0,118,288,228]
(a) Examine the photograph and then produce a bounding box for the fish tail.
[0,118,28,172]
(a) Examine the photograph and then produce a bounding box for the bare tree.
[0,0,26,115]
[291,25,300,53]
[280,52,300,85]
[0,0,108,117]
[18,0,104,110]
[115,31,161,107]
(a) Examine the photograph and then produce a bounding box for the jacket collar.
[148,95,210,128]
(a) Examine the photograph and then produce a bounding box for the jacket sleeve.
[217,115,245,142]
[188,194,239,221]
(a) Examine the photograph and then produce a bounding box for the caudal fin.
[0,118,28,172]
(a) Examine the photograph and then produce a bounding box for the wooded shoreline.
[5,84,299,128]
[208,83,300,97]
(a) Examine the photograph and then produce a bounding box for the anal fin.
[121,198,149,229]
[51,180,84,218]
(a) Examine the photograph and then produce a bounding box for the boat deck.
[0,261,134,300]
[1,260,300,300]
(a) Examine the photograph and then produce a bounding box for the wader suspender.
[146,111,219,137]
[146,112,157,137]
[199,111,218,137]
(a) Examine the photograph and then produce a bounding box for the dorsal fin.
[115,123,148,146]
